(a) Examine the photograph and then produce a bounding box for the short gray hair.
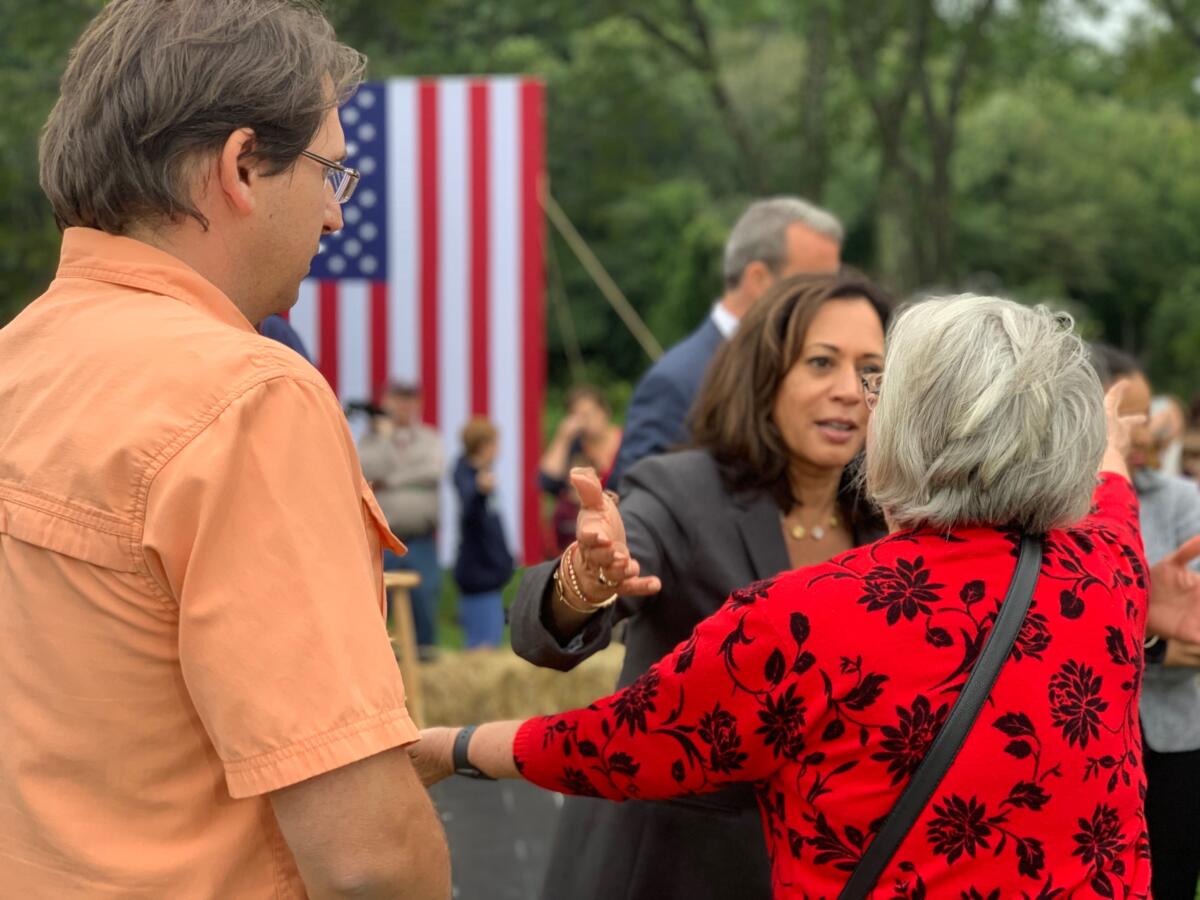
[40,0,365,234]
[722,196,844,287]
[866,295,1106,533]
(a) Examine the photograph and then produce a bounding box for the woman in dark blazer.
[508,273,891,900]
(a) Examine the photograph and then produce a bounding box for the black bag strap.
[838,533,1043,899]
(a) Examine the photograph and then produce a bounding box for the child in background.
[452,418,515,649]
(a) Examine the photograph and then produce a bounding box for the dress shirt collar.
[55,227,257,335]
[710,301,740,340]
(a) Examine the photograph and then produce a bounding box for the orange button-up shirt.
[0,228,418,898]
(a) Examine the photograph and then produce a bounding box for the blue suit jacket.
[609,316,723,488]
[259,315,311,362]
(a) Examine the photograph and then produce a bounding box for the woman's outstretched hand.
[569,467,661,601]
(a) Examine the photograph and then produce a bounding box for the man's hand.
[569,467,660,601]
[1148,535,1200,643]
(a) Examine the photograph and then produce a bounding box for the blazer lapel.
[734,492,791,579]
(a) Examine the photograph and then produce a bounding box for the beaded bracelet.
[553,565,598,615]
[560,540,617,612]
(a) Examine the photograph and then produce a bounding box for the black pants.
[1144,743,1200,900]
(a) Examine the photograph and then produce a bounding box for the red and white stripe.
[292,76,545,565]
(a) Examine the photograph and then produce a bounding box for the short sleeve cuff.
[224,706,419,798]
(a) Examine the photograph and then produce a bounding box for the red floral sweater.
[514,474,1151,898]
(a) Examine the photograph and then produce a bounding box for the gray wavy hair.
[722,196,843,288]
[866,295,1106,533]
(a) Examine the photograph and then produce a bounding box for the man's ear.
[739,260,774,301]
[215,127,259,216]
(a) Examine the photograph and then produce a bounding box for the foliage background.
[4,0,1200,400]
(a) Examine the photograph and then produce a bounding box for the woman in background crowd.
[452,418,514,650]
[1093,344,1200,900]
[539,385,622,553]
[415,296,1163,898]
[510,274,890,900]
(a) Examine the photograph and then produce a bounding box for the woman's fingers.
[617,575,661,597]
[577,532,618,567]
[573,533,649,596]
[576,528,613,549]
[570,467,606,511]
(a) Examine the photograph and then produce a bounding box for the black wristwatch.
[453,725,495,780]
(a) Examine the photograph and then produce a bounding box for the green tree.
[0,0,102,324]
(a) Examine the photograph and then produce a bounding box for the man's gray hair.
[866,295,1106,533]
[722,196,844,287]
[40,0,365,234]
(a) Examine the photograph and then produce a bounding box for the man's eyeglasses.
[861,372,883,411]
[300,149,360,204]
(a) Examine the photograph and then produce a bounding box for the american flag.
[288,77,546,565]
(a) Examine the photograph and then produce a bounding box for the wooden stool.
[383,571,425,725]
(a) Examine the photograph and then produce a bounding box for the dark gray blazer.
[509,448,885,900]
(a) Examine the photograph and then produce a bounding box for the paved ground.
[430,778,563,899]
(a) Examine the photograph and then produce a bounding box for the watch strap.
[453,725,495,780]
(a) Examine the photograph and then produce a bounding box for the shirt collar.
[55,227,257,334]
[710,301,740,339]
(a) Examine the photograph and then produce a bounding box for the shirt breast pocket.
[360,481,407,615]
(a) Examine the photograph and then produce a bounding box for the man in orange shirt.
[0,1,450,897]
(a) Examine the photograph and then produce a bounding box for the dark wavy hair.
[689,272,892,521]
[40,0,365,234]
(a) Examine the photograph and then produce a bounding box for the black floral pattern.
[872,695,949,785]
[698,704,748,774]
[928,794,994,862]
[1072,804,1125,868]
[1072,804,1130,897]
[1012,604,1052,661]
[756,683,808,760]
[611,669,659,735]
[730,577,776,608]
[1048,660,1108,749]
[859,556,945,625]
[559,767,600,797]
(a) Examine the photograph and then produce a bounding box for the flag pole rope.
[540,183,664,362]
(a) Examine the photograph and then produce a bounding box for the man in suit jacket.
[608,195,843,487]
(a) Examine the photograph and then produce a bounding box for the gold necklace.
[785,511,840,541]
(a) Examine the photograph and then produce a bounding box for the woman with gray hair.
[411,295,1163,897]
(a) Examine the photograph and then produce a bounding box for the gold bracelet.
[563,541,618,610]
[553,565,600,615]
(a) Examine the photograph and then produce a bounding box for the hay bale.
[416,645,626,725]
